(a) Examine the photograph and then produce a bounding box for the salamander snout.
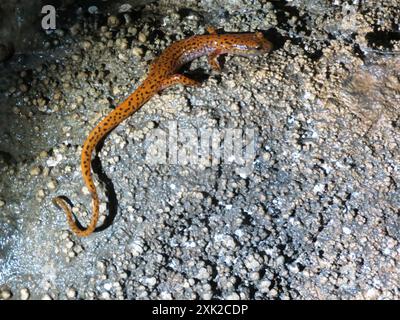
[245,32,273,55]
[254,32,273,53]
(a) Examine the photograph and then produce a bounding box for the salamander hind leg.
[207,50,223,72]
[160,74,201,90]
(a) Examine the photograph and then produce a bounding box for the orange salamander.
[53,27,273,237]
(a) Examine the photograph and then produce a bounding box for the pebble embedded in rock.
[107,15,120,28]
[66,288,77,299]
[0,289,12,300]
[30,166,41,176]
[138,32,147,43]
[20,288,30,300]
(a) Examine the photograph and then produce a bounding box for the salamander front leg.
[206,26,218,35]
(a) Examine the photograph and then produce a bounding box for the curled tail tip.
[52,196,96,237]
[71,223,96,237]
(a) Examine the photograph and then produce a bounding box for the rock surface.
[0,0,399,299]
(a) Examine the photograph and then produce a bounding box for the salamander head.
[225,32,273,56]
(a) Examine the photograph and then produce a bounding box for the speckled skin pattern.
[53,27,273,237]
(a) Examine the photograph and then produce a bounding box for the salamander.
[53,27,273,237]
